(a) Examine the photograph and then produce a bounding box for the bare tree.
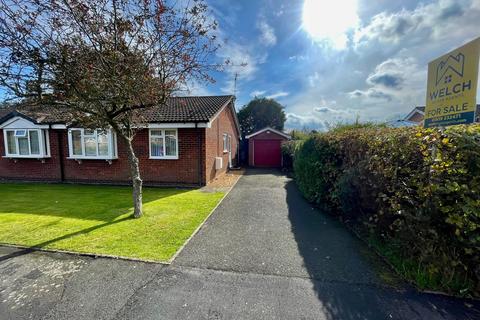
[0,0,220,217]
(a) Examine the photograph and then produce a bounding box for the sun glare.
[302,0,359,49]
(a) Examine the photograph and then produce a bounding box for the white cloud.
[217,40,262,94]
[314,106,346,114]
[250,90,266,97]
[349,56,425,106]
[302,0,359,50]
[284,95,358,131]
[247,90,289,100]
[257,16,277,47]
[212,14,271,96]
[266,91,289,99]
[212,0,480,129]
[274,4,285,17]
[182,80,213,96]
[308,72,320,87]
[354,0,477,47]
[349,88,393,101]
[289,55,307,62]
[285,106,361,131]
[286,113,330,131]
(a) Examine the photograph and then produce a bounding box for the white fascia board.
[246,127,291,139]
[208,98,242,139]
[0,116,49,129]
[404,110,421,121]
[51,124,67,129]
[404,107,425,121]
[147,122,210,129]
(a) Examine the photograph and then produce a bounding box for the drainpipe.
[237,138,240,167]
[55,127,65,182]
[195,122,203,186]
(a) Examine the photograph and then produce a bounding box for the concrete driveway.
[1,169,479,319]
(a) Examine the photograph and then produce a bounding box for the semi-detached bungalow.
[0,95,240,186]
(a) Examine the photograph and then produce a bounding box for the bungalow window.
[223,133,228,152]
[3,129,50,158]
[68,128,117,159]
[149,129,178,159]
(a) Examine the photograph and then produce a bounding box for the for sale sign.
[424,37,480,128]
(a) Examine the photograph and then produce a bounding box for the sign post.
[424,37,480,128]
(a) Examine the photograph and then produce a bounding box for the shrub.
[281,140,302,170]
[292,124,480,297]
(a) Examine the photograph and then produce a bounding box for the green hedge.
[293,124,480,296]
[281,140,301,169]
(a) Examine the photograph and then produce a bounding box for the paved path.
[1,169,479,319]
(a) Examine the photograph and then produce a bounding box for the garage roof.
[245,127,291,139]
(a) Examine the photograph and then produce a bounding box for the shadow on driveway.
[284,175,480,320]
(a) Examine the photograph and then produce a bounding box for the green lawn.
[0,183,224,262]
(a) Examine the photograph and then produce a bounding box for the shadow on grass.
[0,183,191,221]
[0,215,133,262]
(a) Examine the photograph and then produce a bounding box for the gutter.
[57,130,65,182]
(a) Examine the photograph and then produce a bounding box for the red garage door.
[254,140,282,167]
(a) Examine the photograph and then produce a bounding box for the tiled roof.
[415,106,425,112]
[0,95,234,125]
[1,105,74,124]
[0,108,11,119]
[141,95,233,123]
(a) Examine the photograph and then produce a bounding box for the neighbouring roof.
[386,119,419,128]
[0,95,235,125]
[414,106,425,113]
[245,127,291,139]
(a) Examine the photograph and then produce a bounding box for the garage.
[246,127,290,168]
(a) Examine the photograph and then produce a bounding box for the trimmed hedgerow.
[281,140,302,170]
[293,124,480,297]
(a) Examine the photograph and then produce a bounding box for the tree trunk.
[124,136,143,218]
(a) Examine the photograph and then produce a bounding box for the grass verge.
[0,183,224,262]
[366,234,474,296]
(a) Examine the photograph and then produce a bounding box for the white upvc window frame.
[3,128,51,158]
[222,133,228,153]
[67,128,117,160]
[149,128,179,160]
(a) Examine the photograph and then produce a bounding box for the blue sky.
[190,0,480,130]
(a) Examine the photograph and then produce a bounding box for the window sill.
[67,157,118,161]
[3,155,50,159]
[149,156,179,160]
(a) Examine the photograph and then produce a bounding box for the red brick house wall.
[248,130,288,166]
[205,103,239,183]
[60,129,205,186]
[0,104,239,186]
[406,112,424,123]
[0,130,63,181]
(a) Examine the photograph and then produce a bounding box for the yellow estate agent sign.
[425,37,480,128]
